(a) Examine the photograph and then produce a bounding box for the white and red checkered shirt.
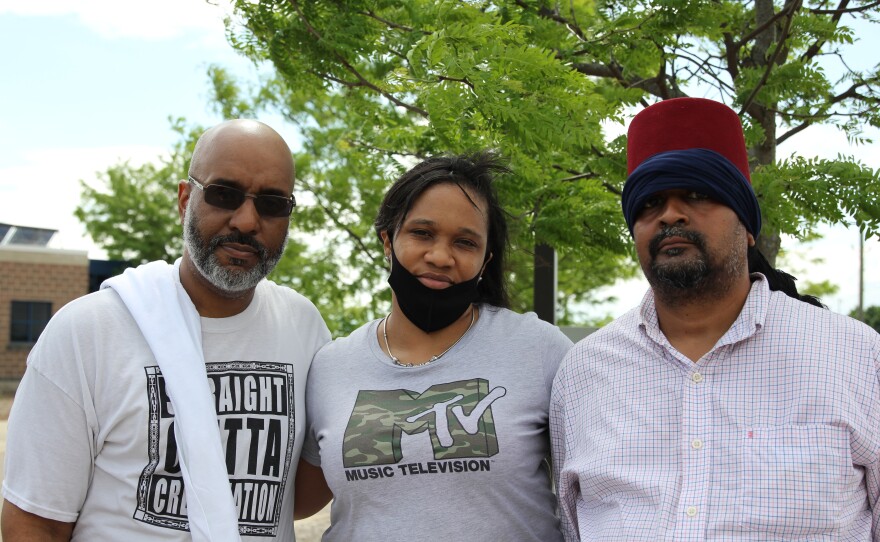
[551,274,880,541]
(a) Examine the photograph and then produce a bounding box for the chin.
[417,279,453,290]
[225,258,253,269]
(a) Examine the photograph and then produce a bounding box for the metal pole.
[858,230,864,321]
[534,243,557,324]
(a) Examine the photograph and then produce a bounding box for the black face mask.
[387,249,481,333]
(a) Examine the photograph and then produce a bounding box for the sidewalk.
[0,395,330,540]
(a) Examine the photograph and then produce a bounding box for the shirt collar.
[638,273,769,349]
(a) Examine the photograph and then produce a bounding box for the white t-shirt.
[3,278,329,541]
[302,306,572,541]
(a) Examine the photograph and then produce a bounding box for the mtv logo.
[342,379,506,467]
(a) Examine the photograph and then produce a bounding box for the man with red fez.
[550,97,880,540]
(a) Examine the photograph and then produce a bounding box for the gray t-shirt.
[302,306,572,541]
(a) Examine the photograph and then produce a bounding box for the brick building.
[1,223,132,384]
[0,224,90,381]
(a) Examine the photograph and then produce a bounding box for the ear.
[746,232,756,247]
[480,252,493,276]
[380,230,392,259]
[178,180,191,224]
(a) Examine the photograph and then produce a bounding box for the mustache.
[648,226,705,258]
[208,231,268,259]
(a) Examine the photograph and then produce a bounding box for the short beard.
[183,201,287,295]
[648,227,710,290]
[645,226,744,306]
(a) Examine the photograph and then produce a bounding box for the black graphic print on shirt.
[134,362,294,537]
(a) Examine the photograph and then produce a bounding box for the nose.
[228,198,261,235]
[424,242,454,268]
[656,196,690,227]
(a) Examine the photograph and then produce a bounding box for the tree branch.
[516,0,679,100]
[669,45,729,89]
[571,62,686,99]
[777,120,813,144]
[346,139,428,159]
[723,30,741,81]
[830,80,880,104]
[289,0,429,117]
[775,85,880,144]
[300,178,376,263]
[553,171,621,196]
[438,75,475,90]
[735,4,794,48]
[602,182,622,196]
[311,70,367,89]
[801,0,850,62]
[740,0,801,115]
[513,0,586,41]
[558,172,596,182]
[359,10,416,32]
[810,0,880,15]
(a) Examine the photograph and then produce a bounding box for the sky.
[1,1,877,319]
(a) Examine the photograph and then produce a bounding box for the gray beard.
[646,226,745,306]
[183,201,286,295]
[652,256,709,289]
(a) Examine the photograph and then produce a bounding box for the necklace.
[382,306,476,367]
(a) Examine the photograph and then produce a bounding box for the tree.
[220,0,644,329]
[75,118,200,264]
[551,0,880,262]
[775,240,840,299]
[850,305,880,333]
[218,1,879,317]
[78,1,880,334]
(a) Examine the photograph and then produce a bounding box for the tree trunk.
[748,0,782,265]
[756,231,781,267]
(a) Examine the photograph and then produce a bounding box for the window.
[10,301,52,343]
[7,227,55,246]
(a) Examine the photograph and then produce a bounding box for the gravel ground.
[295,505,331,541]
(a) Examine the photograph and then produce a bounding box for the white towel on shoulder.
[102,258,242,542]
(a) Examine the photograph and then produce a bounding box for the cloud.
[0,0,235,40]
[1,144,170,256]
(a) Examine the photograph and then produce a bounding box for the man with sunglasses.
[2,119,330,541]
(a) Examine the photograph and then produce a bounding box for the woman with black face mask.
[293,152,573,541]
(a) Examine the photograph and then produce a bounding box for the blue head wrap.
[621,148,762,236]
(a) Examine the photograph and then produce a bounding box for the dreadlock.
[748,246,825,308]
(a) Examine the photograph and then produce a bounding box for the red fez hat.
[626,97,751,182]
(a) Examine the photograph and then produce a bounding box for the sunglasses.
[188,176,295,218]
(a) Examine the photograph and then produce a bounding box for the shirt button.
[686,506,698,517]
[691,439,703,450]
[691,372,704,383]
